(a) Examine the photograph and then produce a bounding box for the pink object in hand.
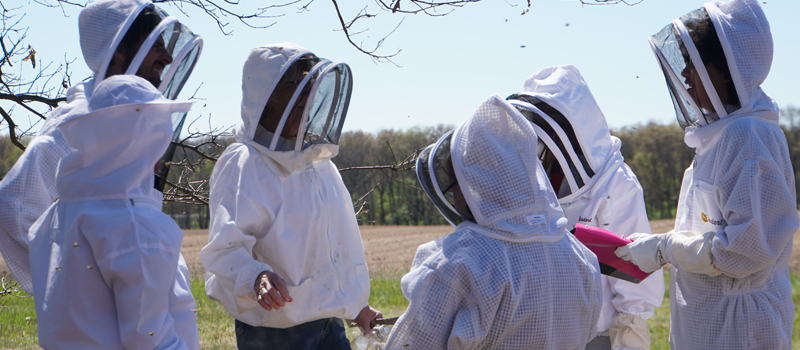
[570,224,653,283]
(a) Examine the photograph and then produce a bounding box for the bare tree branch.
[339,142,422,193]
[0,6,74,148]
[0,106,24,150]
[353,182,380,216]
[0,93,65,107]
[155,0,296,35]
[164,178,210,205]
[0,275,21,302]
[330,0,401,63]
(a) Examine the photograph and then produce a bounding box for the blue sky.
[11,0,800,136]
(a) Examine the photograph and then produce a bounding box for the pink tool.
[570,224,653,283]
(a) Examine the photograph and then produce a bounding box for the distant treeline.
[334,123,694,225]
[2,106,799,229]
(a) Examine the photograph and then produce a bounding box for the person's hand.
[254,271,293,311]
[615,233,668,273]
[354,305,383,335]
[624,232,653,242]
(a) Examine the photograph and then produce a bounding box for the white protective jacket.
[665,1,798,348]
[1,1,198,346]
[387,95,602,349]
[517,65,664,345]
[200,44,370,328]
[27,75,198,349]
[0,82,86,293]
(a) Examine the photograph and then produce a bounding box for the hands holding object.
[255,271,293,311]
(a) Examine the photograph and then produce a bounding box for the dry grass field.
[2,216,799,276]
[176,225,455,277]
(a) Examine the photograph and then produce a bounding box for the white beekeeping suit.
[200,43,371,329]
[0,90,75,293]
[506,65,664,350]
[387,95,602,349]
[616,0,798,348]
[0,0,202,347]
[28,75,195,349]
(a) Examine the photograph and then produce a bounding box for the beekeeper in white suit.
[506,65,664,350]
[616,0,798,348]
[3,0,203,348]
[29,75,194,350]
[200,44,381,350]
[385,95,602,349]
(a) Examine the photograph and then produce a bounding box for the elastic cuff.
[234,262,272,314]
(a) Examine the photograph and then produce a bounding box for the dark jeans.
[585,336,611,350]
[235,318,351,350]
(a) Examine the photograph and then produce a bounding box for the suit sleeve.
[604,171,665,319]
[200,150,275,315]
[711,156,798,278]
[0,130,70,294]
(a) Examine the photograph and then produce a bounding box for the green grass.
[0,284,37,350]
[792,273,800,348]
[648,270,671,350]
[3,271,800,349]
[191,277,237,349]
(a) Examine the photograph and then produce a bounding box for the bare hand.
[254,271,293,311]
[354,305,383,335]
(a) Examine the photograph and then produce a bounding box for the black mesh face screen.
[416,131,476,227]
[507,94,595,181]
[508,94,594,194]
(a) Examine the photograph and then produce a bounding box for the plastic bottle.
[352,325,390,350]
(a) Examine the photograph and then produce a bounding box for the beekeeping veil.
[79,0,203,191]
[505,65,616,201]
[416,95,568,241]
[416,130,474,227]
[252,50,352,152]
[649,0,775,130]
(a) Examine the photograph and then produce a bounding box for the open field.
[4,215,798,276]
[101,217,690,278]
[178,225,455,277]
[3,217,800,349]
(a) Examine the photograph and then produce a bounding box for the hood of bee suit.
[648,0,778,148]
[234,43,349,176]
[448,95,569,242]
[79,0,203,99]
[55,75,192,201]
[79,0,150,76]
[507,65,624,203]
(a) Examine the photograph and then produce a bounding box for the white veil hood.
[682,0,778,149]
[706,0,776,120]
[236,43,312,144]
[55,75,192,201]
[79,0,150,76]
[234,43,343,176]
[451,95,569,242]
[522,65,613,172]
